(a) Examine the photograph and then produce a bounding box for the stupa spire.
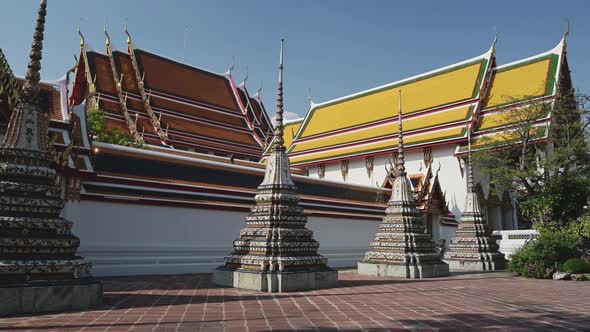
[467,121,475,192]
[20,0,46,105]
[0,0,102,315]
[2,0,48,150]
[358,91,449,278]
[213,39,337,292]
[396,90,406,175]
[443,122,506,271]
[273,38,285,149]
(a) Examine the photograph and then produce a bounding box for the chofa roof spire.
[563,20,570,50]
[490,32,499,55]
[104,25,112,53]
[273,38,285,149]
[21,0,47,104]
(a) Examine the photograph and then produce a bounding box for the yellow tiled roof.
[284,120,302,149]
[455,38,566,155]
[288,46,495,165]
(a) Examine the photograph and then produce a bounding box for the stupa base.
[213,267,338,292]
[0,279,102,316]
[445,258,506,271]
[358,261,450,278]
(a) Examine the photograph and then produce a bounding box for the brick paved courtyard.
[1,270,589,332]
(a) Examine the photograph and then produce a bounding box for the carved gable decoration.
[318,163,325,179]
[340,160,349,181]
[365,156,374,178]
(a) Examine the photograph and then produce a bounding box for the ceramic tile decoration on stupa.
[213,39,338,292]
[0,0,102,316]
[443,122,506,271]
[358,91,449,278]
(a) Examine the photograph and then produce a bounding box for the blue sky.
[1,0,587,120]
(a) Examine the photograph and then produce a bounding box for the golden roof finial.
[77,21,85,48]
[308,88,316,107]
[124,21,132,47]
[227,56,235,76]
[240,66,248,86]
[104,25,111,51]
[491,31,498,53]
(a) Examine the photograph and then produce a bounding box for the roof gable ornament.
[490,32,498,56]
[239,67,248,87]
[124,22,133,50]
[308,88,316,108]
[77,22,85,49]
[224,57,235,77]
[104,25,112,54]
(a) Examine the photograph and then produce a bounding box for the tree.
[473,92,590,226]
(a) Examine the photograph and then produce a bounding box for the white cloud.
[271,111,300,125]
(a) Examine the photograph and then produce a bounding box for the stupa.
[213,40,338,292]
[0,0,102,315]
[443,123,506,270]
[358,91,449,278]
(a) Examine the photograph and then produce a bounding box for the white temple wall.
[63,200,380,277]
[304,144,469,243]
[302,143,522,235]
[346,158,370,184]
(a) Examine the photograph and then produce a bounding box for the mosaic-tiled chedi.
[0,1,101,315]
[443,125,506,271]
[213,40,337,292]
[358,91,449,278]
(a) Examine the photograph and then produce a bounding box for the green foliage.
[474,93,590,226]
[533,214,590,243]
[508,228,582,278]
[87,108,143,148]
[561,258,590,274]
[521,175,590,225]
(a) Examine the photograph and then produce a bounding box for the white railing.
[492,229,540,259]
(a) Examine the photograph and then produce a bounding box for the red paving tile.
[0,270,589,331]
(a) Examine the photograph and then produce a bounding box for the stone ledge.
[212,267,338,292]
[357,261,449,278]
[0,280,103,316]
[444,258,506,271]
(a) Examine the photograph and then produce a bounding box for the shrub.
[508,228,582,278]
[87,108,143,147]
[561,258,590,273]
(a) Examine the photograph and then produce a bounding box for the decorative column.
[443,122,506,270]
[0,0,102,315]
[213,40,337,292]
[358,90,449,278]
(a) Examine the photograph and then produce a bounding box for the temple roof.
[263,118,303,154]
[456,37,569,154]
[70,31,270,160]
[85,142,389,220]
[287,43,496,166]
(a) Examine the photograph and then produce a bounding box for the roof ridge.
[494,38,565,71]
[310,48,492,109]
[133,47,227,79]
